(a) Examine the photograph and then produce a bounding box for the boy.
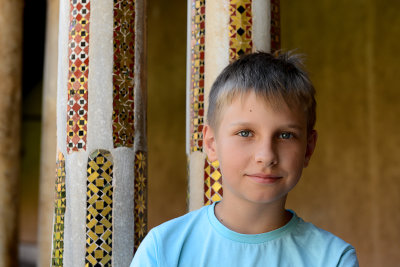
[131,52,358,266]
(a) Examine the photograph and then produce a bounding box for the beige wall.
[147,0,188,228]
[282,0,400,266]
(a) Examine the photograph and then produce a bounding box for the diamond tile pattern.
[229,0,253,62]
[113,0,135,147]
[204,159,223,205]
[86,150,113,266]
[270,0,281,52]
[67,0,91,153]
[51,152,66,267]
[134,151,148,253]
[189,0,205,152]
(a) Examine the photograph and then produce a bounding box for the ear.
[304,130,317,167]
[203,124,218,162]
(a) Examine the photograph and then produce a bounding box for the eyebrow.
[284,124,304,131]
[229,122,304,131]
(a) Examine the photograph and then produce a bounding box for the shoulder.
[294,217,352,248]
[289,214,358,266]
[154,204,209,238]
[131,205,211,267]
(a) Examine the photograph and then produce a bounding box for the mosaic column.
[37,1,60,266]
[51,0,147,266]
[0,1,23,266]
[187,0,281,210]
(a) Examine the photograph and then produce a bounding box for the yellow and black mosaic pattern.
[134,151,148,253]
[229,0,253,62]
[189,0,205,152]
[51,152,66,267]
[204,159,223,205]
[270,0,280,52]
[113,0,135,147]
[67,0,91,153]
[86,150,113,266]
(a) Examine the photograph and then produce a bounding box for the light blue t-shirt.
[131,203,358,267]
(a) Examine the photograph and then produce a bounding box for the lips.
[245,173,283,184]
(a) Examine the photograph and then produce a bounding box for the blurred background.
[8,0,400,266]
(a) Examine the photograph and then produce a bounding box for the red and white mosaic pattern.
[113,0,135,148]
[270,0,280,52]
[204,159,223,205]
[189,0,205,152]
[229,0,253,62]
[66,0,90,153]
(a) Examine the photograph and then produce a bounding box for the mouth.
[245,173,283,184]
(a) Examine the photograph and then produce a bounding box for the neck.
[214,196,291,234]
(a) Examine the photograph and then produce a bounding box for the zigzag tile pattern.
[134,151,148,253]
[86,150,113,266]
[113,0,136,147]
[66,0,90,153]
[189,0,205,152]
[51,152,66,267]
[229,0,253,62]
[204,159,223,205]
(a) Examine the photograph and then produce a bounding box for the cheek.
[217,141,246,171]
[280,144,307,167]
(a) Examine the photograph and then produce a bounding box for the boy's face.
[204,91,317,207]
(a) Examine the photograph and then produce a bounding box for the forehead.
[216,91,307,128]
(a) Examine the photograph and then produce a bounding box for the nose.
[254,139,278,167]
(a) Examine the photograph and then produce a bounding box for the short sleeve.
[130,230,159,267]
[337,247,359,267]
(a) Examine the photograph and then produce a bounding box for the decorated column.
[0,1,23,266]
[37,0,60,266]
[187,0,280,210]
[51,0,147,266]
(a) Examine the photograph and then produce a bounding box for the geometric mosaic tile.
[113,0,135,148]
[189,0,205,152]
[86,150,113,267]
[204,158,223,206]
[134,151,148,254]
[51,152,66,267]
[229,0,253,62]
[270,0,281,53]
[66,0,91,153]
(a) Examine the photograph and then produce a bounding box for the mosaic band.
[113,0,136,148]
[51,152,66,267]
[66,0,90,153]
[204,159,223,205]
[86,150,113,266]
[189,0,206,153]
[270,0,280,52]
[134,151,148,253]
[229,0,253,62]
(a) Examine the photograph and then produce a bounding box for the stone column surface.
[0,1,24,267]
[37,0,60,266]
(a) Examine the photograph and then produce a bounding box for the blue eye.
[238,130,252,137]
[279,132,293,139]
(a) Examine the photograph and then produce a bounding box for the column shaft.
[37,0,60,266]
[0,1,23,266]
